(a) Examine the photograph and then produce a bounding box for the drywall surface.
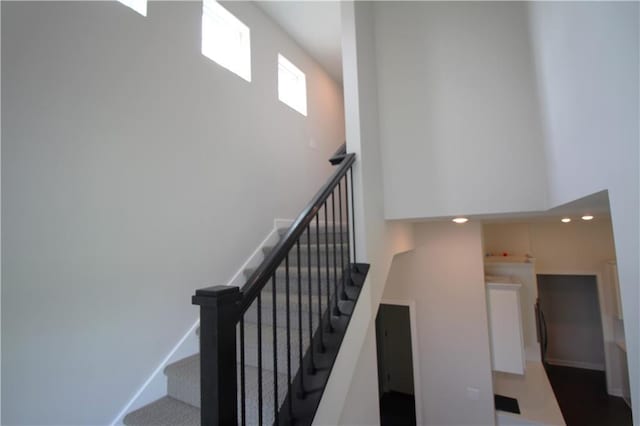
[484,220,617,271]
[528,3,639,420]
[314,3,414,425]
[483,223,532,257]
[373,1,548,220]
[1,2,344,424]
[334,324,381,426]
[538,275,605,370]
[383,222,495,426]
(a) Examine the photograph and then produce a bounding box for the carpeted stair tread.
[243,290,353,329]
[243,265,344,284]
[164,354,288,414]
[123,396,199,426]
[165,354,200,408]
[262,243,349,266]
[241,322,310,373]
[278,226,349,244]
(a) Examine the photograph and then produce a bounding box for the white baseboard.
[110,218,293,425]
[545,357,605,371]
[608,387,624,398]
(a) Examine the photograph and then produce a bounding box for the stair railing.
[193,146,368,425]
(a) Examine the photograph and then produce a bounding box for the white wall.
[373,1,548,220]
[527,4,639,418]
[382,222,495,426]
[1,2,345,424]
[484,220,617,271]
[314,2,415,425]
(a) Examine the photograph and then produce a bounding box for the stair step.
[123,396,199,426]
[240,322,309,374]
[278,225,350,244]
[163,354,288,426]
[243,265,346,288]
[243,289,354,327]
[262,243,349,267]
[165,354,200,408]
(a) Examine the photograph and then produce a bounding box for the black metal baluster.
[345,173,352,280]
[324,202,333,332]
[307,226,316,373]
[338,181,347,300]
[240,318,246,426]
[257,293,263,426]
[296,240,305,397]
[350,167,357,269]
[272,274,278,425]
[331,192,340,316]
[285,254,293,420]
[316,214,325,352]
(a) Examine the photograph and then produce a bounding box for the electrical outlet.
[309,138,318,150]
[466,387,480,401]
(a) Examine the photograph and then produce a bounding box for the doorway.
[375,303,418,426]
[537,274,632,425]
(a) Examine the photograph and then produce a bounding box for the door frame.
[379,299,423,426]
[535,269,616,396]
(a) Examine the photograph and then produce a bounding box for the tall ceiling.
[254,1,343,83]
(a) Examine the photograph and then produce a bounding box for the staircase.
[124,147,368,425]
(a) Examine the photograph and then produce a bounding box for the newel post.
[192,285,241,426]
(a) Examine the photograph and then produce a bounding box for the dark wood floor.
[379,391,416,426]
[545,364,632,426]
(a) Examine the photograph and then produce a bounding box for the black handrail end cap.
[192,285,241,306]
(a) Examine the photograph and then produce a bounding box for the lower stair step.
[165,354,200,408]
[123,396,199,426]
[162,354,288,426]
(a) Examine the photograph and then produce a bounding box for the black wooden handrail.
[237,152,355,314]
[328,143,347,165]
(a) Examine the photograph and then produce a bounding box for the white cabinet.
[487,279,526,375]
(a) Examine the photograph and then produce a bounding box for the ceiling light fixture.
[582,215,594,221]
[561,218,571,223]
[452,217,468,224]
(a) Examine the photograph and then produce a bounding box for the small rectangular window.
[202,0,251,82]
[118,0,147,16]
[278,54,307,116]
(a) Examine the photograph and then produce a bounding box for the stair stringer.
[312,243,415,425]
[311,274,375,426]
[110,218,293,425]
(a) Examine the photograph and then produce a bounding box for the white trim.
[545,357,605,371]
[379,299,423,426]
[609,387,624,398]
[111,218,294,425]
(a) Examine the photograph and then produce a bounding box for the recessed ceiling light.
[561,218,571,223]
[582,215,594,221]
[452,217,468,224]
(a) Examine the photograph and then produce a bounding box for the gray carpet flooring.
[124,226,349,426]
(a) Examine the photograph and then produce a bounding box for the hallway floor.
[545,365,632,426]
[379,391,416,426]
